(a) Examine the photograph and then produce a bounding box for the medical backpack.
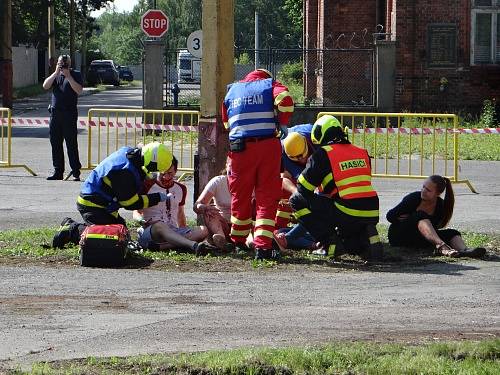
[79,224,129,267]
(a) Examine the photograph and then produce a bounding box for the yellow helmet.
[283,132,308,161]
[311,115,345,145]
[141,142,173,173]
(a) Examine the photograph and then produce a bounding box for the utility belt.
[229,135,276,152]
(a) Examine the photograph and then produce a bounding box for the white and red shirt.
[141,180,187,228]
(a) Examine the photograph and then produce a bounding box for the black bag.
[79,224,129,267]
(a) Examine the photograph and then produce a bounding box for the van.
[177,49,201,83]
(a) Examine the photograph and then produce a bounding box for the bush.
[479,99,498,128]
[278,61,303,83]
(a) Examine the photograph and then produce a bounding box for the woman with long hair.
[386,175,486,258]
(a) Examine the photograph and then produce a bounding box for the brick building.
[304,0,500,114]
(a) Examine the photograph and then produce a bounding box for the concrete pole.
[48,0,56,72]
[0,0,13,108]
[70,0,75,63]
[254,12,259,69]
[143,40,165,113]
[197,0,234,198]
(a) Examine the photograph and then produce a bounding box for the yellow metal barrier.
[86,108,199,179]
[0,107,36,175]
[317,112,477,193]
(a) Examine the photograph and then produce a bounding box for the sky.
[91,0,139,17]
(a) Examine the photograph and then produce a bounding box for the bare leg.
[183,226,209,242]
[417,219,459,256]
[151,222,196,250]
[448,235,467,251]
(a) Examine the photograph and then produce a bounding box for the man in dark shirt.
[42,55,83,181]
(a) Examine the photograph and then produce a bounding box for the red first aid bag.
[79,224,129,267]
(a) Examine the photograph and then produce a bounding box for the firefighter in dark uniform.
[52,142,174,248]
[289,115,383,260]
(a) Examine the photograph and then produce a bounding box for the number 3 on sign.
[187,30,203,58]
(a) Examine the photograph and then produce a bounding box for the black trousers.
[49,108,81,174]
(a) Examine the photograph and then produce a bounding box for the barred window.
[472,0,500,64]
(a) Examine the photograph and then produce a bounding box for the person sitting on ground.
[133,156,215,254]
[386,175,486,258]
[193,161,234,252]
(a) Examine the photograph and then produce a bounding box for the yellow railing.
[0,107,36,175]
[318,112,476,193]
[86,108,200,180]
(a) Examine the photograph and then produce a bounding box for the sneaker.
[458,247,486,258]
[273,231,288,252]
[70,170,81,181]
[52,217,75,248]
[234,242,250,255]
[311,248,328,257]
[254,248,280,260]
[193,242,218,256]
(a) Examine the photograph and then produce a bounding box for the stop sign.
[141,10,169,38]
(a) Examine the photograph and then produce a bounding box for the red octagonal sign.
[141,10,169,38]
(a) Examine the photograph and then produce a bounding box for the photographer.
[43,54,83,181]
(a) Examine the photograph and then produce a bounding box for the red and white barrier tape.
[2,117,499,134]
[2,117,196,132]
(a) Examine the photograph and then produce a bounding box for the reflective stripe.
[321,173,333,189]
[336,174,372,187]
[231,216,253,225]
[77,196,106,208]
[369,235,381,244]
[254,229,274,239]
[255,218,275,227]
[322,145,333,152]
[86,234,119,240]
[230,228,251,236]
[298,175,316,191]
[328,244,336,256]
[276,211,292,219]
[223,121,229,130]
[294,207,311,218]
[229,122,276,134]
[119,194,139,207]
[143,195,149,208]
[228,111,275,124]
[111,211,119,218]
[277,104,294,113]
[58,225,70,231]
[339,185,376,197]
[103,176,112,187]
[274,91,290,105]
[334,202,379,218]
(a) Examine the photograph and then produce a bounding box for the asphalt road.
[1,87,499,371]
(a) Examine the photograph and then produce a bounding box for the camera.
[60,55,69,69]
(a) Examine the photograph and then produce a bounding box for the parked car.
[117,65,134,82]
[87,60,120,86]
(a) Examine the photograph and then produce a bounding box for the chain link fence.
[163,48,375,108]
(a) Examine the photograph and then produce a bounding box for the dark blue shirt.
[51,70,83,111]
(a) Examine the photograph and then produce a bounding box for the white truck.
[177,49,201,83]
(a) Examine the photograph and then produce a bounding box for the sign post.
[187,30,203,58]
[141,9,169,112]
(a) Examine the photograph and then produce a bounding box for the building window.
[472,0,500,64]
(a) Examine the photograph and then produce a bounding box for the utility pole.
[48,0,56,72]
[197,0,234,195]
[0,0,13,108]
[254,11,259,69]
[70,0,75,63]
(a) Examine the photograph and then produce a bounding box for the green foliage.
[24,339,500,374]
[235,52,252,65]
[479,99,498,128]
[13,84,45,99]
[277,61,303,83]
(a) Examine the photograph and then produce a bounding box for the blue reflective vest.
[81,147,142,212]
[224,78,276,141]
[281,124,317,180]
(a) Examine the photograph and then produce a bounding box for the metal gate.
[163,48,375,108]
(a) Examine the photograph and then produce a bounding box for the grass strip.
[0,225,497,271]
[10,339,500,375]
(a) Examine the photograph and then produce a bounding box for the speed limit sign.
[187,30,202,58]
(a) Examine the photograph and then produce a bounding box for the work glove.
[158,192,172,202]
[279,125,288,140]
